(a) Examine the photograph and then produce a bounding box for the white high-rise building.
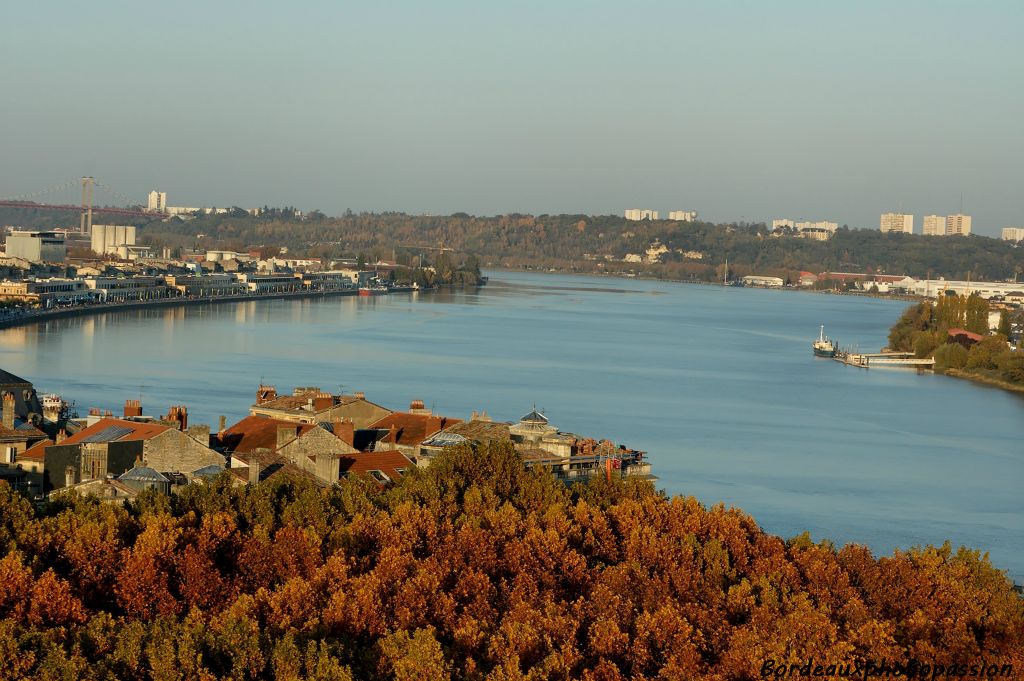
[91,225,137,256]
[147,191,167,213]
[946,214,972,236]
[922,215,947,236]
[880,212,913,234]
[1001,227,1024,242]
[668,210,697,222]
[771,219,795,230]
[624,209,658,221]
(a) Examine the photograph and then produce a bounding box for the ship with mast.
[812,325,837,357]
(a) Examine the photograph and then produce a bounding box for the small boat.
[812,325,837,357]
[358,285,388,297]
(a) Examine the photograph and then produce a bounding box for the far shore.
[0,287,375,331]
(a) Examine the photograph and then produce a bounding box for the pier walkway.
[833,351,935,369]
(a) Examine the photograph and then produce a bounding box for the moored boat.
[812,325,837,357]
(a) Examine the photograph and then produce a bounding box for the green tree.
[933,343,969,372]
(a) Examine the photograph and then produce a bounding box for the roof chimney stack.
[124,399,142,418]
[1,392,14,430]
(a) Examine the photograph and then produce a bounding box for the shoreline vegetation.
[888,295,1024,395]
[0,442,1021,679]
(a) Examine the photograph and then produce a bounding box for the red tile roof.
[20,438,52,461]
[339,449,414,484]
[367,413,462,447]
[948,328,985,342]
[59,418,171,446]
[216,415,319,454]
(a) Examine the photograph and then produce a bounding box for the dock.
[833,350,935,369]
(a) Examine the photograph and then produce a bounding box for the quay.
[833,350,935,369]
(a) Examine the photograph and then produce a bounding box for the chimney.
[277,424,299,449]
[332,418,354,446]
[354,391,365,400]
[64,465,77,488]
[124,399,142,418]
[1,392,14,430]
[313,392,333,411]
[56,428,67,444]
[256,384,277,405]
[88,407,101,416]
[248,459,260,484]
[218,415,227,434]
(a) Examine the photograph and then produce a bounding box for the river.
[3,271,1022,581]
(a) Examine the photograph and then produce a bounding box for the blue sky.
[1,1,1022,234]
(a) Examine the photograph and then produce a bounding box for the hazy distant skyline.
[2,1,1022,235]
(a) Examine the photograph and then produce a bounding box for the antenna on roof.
[138,383,147,403]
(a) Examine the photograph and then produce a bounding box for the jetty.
[833,350,935,369]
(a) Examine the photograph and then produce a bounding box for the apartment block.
[880,213,913,234]
[668,210,697,222]
[922,215,947,236]
[946,214,972,236]
[1002,227,1024,242]
[624,209,658,221]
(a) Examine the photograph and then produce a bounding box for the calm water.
[4,271,1023,581]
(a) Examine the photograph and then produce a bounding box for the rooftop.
[58,418,170,446]
[217,415,319,453]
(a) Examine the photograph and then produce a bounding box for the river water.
[3,271,1022,581]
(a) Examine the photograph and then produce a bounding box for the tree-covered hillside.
[137,213,1024,282]
[0,442,1020,680]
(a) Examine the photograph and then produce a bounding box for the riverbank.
[485,265,922,302]
[0,287,376,331]
[943,368,1024,396]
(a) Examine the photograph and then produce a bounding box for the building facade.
[624,209,658,221]
[668,210,697,222]
[4,231,66,263]
[922,215,947,236]
[1001,227,1024,242]
[771,219,795,230]
[945,214,972,236]
[880,213,913,234]
[147,191,167,213]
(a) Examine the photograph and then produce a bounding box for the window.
[368,470,391,483]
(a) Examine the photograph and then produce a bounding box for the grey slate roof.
[118,466,169,483]
[520,408,548,423]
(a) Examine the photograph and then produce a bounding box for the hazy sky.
[2,1,1022,234]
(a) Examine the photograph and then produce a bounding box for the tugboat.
[812,325,837,357]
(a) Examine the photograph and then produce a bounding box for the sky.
[1,1,1022,235]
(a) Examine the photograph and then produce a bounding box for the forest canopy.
[0,441,1021,680]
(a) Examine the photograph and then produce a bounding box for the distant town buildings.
[880,212,914,234]
[945,214,972,236]
[922,215,947,236]
[770,219,838,240]
[4,231,66,263]
[771,219,795,230]
[147,191,166,213]
[624,209,658,221]
[1002,227,1024,242]
[668,210,698,222]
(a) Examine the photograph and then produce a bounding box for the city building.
[1001,227,1024,243]
[82,276,167,303]
[4,231,66,263]
[922,215,947,236]
[624,209,658,221]
[880,213,913,234]
[90,224,137,256]
[795,220,838,233]
[250,386,392,429]
[771,219,795,230]
[147,191,167,213]
[0,279,92,307]
[741,275,785,287]
[946,214,972,236]
[668,210,697,222]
